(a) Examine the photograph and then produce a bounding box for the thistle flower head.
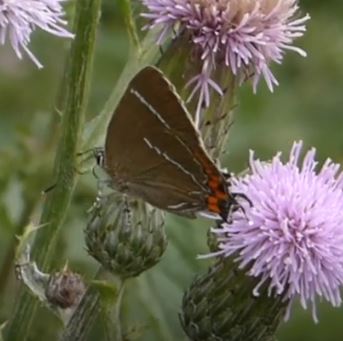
[45,269,86,309]
[212,141,343,322]
[0,0,74,68]
[85,193,167,278]
[142,0,309,121]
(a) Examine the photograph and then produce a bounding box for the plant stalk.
[5,0,101,339]
[104,280,126,341]
[60,282,102,341]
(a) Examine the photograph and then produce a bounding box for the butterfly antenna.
[76,148,94,157]
[77,147,104,164]
[42,183,56,195]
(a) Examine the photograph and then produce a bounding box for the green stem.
[81,28,161,151]
[60,278,102,341]
[118,0,141,53]
[104,280,126,341]
[60,270,124,341]
[5,1,101,340]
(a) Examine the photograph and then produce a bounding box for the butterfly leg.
[87,178,112,213]
[232,192,252,207]
[75,147,104,174]
[229,192,253,221]
[219,191,253,222]
[42,183,56,194]
[122,195,134,232]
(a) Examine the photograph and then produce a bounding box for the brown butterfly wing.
[104,67,230,217]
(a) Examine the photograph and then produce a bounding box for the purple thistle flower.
[0,0,74,68]
[142,0,310,122]
[211,141,343,322]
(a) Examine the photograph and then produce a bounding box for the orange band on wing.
[208,203,221,213]
[215,191,228,201]
[193,147,232,219]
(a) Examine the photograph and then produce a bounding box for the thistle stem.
[104,280,126,341]
[81,28,161,151]
[60,270,125,341]
[118,0,141,53]
[60,268,105,341]
[5,1,101,339]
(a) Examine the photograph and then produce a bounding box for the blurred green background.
[0,0,343,340]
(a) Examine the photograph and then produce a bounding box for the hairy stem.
[5,1,101,339]
[118,0,141,53]
[104,280,126,341]
[60,281,102,341]
[81,28,161,151]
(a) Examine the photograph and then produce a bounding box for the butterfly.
[95,66,244,220]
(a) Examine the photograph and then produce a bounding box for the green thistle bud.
[85,193,167,278]
[181,258,288,341]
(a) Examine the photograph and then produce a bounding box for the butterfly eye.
[93,148,105,167]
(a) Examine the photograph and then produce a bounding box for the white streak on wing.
[173,134,208,190]
[131,87,211,192]
[143,137,161,154]
[143,137,205,190]
[130,88,171,129]
[199,211,221,220]
[167,202,188,209]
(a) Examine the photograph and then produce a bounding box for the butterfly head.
[205,172,252,222]
[93,148,105,168]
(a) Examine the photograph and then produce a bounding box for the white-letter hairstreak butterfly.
[96,66,242,221]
